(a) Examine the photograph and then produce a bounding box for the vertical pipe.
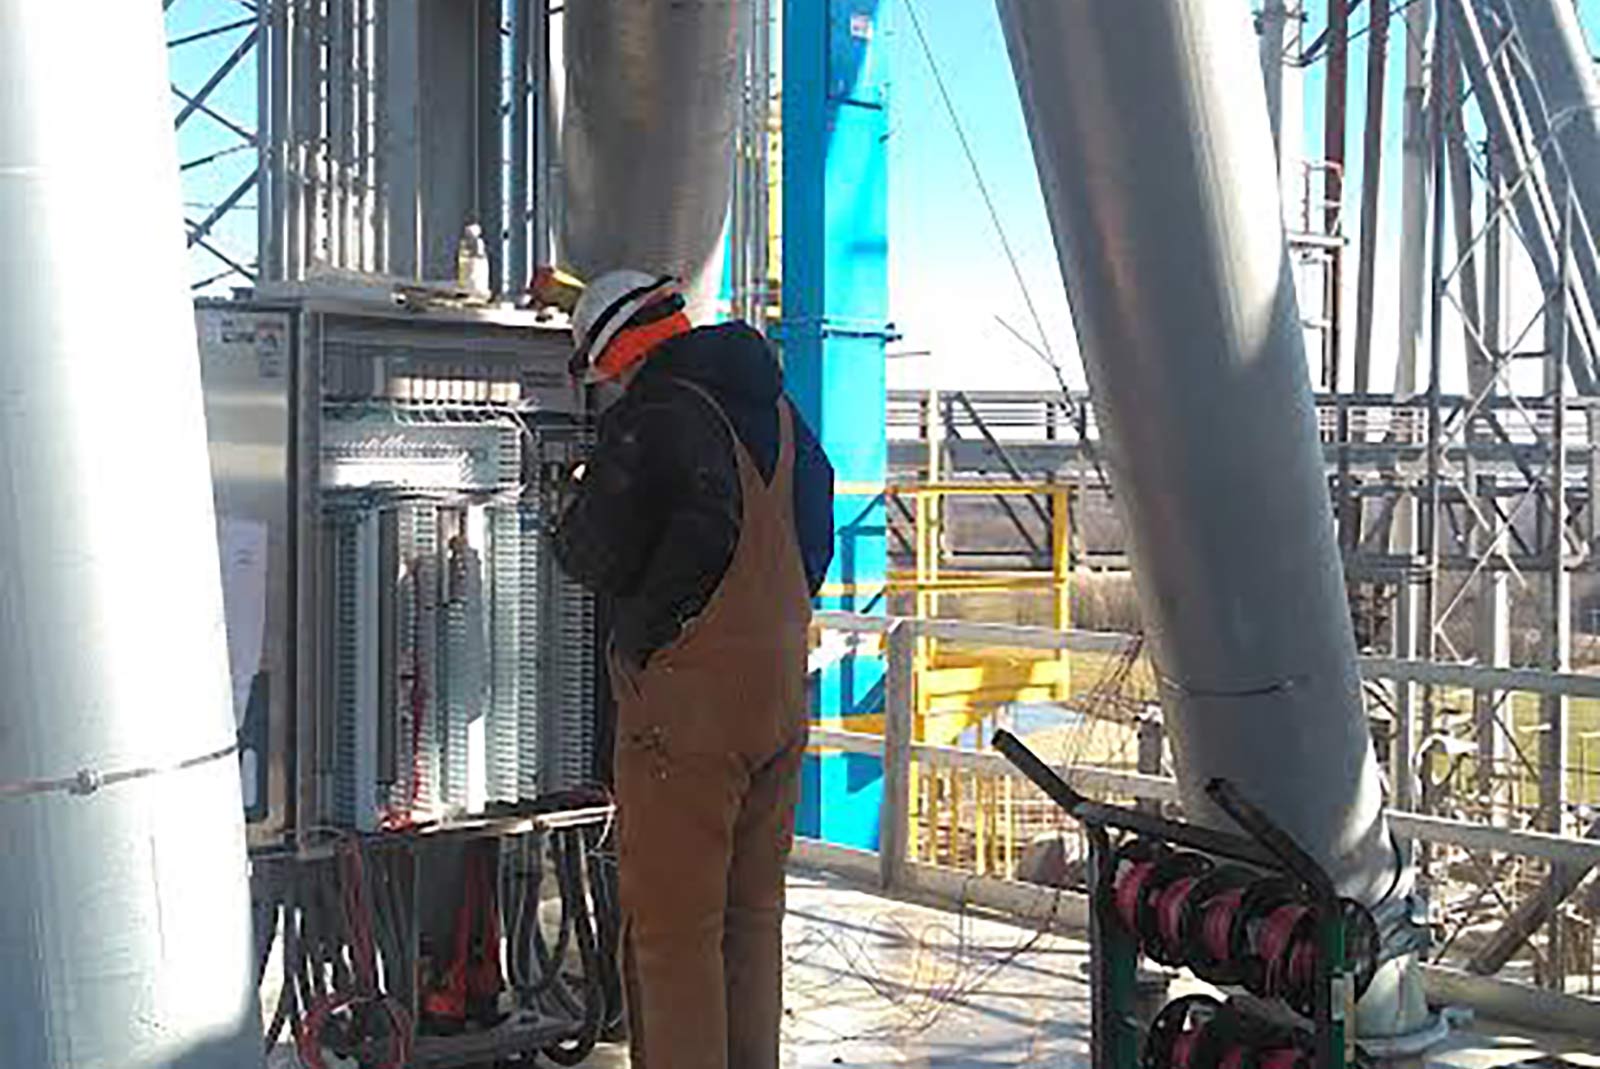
[1446,66,1489,395]
[1396,0,1433,399]
[476,0,505,296]
[1544,188,1574,836]
[1353,0,1390,395]
[384,0,420,278]
[328,0,349,270]
[307,0,326,270]
[1393,494,1421,817]
[269,0,290,281]
[0,3,262,1064]
[1392,2,1431,813]
[1324,0,1350,392]
[352,0,367,270]
[369,0,387,273]
[753,0,772,327]
[287,0,307,280]
[509,0,532,295]
[729,4,749,321]
[257,0,274,280]
[1260,0,1291,161]
[1422,0,1451,823]
[1475,130,1511,808]
[533,0,552,270]
[993,0,1400,902]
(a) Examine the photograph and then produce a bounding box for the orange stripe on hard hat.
[593,311,692,381]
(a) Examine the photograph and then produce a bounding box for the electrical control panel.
[196,297,597,846]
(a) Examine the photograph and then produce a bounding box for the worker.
[550,269,834,1069]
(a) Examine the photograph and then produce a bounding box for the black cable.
[542,829,605,1066]
[532,835,579,1007]
[586,830,626,1034]
[902,0,1062,372]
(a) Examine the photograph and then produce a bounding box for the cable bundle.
[1143,995,1313,1069]
[1101,839,1380,1016]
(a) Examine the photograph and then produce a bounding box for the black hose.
[542,829,605,1066]
[532,834,582,1012]
[585,830,625,1033]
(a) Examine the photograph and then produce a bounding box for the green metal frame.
[997,730,1358,1069]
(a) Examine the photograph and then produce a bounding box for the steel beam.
[1353,0,1390,394]
[173,25,258,131]
[784,0,890,850]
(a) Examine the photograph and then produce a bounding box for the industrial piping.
[993,0,1423,1034]
[559,0,742,308]
[1493,0,1600,280]
[0,4,263,1067]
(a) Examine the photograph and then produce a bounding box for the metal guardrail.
[802,609,1600,1036]
[809,610,1600,885]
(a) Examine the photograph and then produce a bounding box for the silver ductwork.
[996,0,1427,1033]
[559,0,741,308]
[994,0,1418,1020]
[0,3,262,1066]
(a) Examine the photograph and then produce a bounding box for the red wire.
[1155,876,1197,951]
[1170,1028,1201,1069]
[1258,903,1312,995]
[1258,1047,1303,1069]
[1202,888,1245,963]
[1114,860,1155,932]
[1217,1044,1251,1069]
[294,839,414,1069]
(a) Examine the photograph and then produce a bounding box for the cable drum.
[1144,995,1314,1069]
[1101,839,1171,933]
[1136,851,1214,967]
[1176,866,1255,986]
[1143,995,1232,1069]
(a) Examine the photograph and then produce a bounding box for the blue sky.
[167,1,1600,391]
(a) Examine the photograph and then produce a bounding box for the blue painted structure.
[783,0,891,849]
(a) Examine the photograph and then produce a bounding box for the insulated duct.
[559,0,741,309]
[0,4,262,1067]
[994,0,1403,928]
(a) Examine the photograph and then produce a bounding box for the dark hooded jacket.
[551,322,835,667]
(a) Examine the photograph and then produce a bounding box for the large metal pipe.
[559,0,741,306]
[995,2,1427,1032]
[993,0,1401,927]
[1450,0,1600,392]
[0,3,262,1067]
[1494,0,1600,262]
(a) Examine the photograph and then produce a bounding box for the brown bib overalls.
[610,384,812,1069]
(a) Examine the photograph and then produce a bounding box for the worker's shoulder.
[603,376,731,460]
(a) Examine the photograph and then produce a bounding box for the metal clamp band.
[0,742,239,802]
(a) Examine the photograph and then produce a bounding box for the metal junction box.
[195,297,598,847]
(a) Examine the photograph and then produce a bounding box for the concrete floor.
[269,870,1598,1069]
[778,872,1093,1068]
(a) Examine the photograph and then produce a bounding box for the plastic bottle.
[457,222,490,298]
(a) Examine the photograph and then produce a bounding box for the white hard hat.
[569,269,685,383]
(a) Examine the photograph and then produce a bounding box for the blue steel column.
[783,0,890,849]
